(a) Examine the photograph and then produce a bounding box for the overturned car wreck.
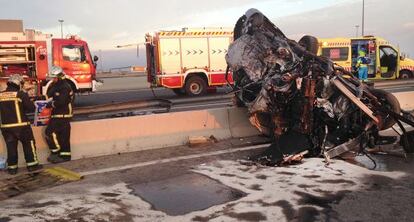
[226,9,414,166]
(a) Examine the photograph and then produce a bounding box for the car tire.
[185,76,207,96]
[298,35,319,55]
[370,88,401,130]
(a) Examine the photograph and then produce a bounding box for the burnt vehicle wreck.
[226,9,414,166]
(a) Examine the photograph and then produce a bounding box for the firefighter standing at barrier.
[45,66,74,163]
[0,74,42,175]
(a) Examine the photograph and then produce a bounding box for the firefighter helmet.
[8,74,24,87]
[49,66,66,79]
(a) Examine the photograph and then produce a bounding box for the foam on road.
[1,154,413,221]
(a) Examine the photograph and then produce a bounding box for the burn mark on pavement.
[303,175,320,179]
[0,217,11,222]
[249,184,263,191]
[100,192,121,197]
[22,201,60,208]
[192,203,237,222]
[255,174,268,180]
[317,179,356,185]
[278,171,296,176]
[297,207,319,222]
[225,211,267,221]
[275,200,295,220]
[219,173,236,177]
[297,184,317,189]
[8,214,29,217]
[364,175,394,190]
[294,190,351,208]
[274,200,319,222]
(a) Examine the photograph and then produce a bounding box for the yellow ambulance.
[317,36,414,79]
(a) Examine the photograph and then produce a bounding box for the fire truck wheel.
[185,76,207,96]
[172,88,186,96]
[399,70,412,79]
[370,88,401,130]
[298,35,319,55]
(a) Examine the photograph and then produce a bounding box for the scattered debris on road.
[188,135,218,147]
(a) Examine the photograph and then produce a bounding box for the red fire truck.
[0,20,99,97]
[145,28,233,96]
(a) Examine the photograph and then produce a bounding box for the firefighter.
[0,74,42,175]
[45,66,74,164]
[356,49,369,82]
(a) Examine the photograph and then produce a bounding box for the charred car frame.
[225,9,414,166]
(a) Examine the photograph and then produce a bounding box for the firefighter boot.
[27,164,43,172]
[47,153,59,163]
[48,154,70,164]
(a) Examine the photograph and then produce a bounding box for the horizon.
[1,0,413,70]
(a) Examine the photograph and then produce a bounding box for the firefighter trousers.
[45,118,71,158]
[1,126,39,169]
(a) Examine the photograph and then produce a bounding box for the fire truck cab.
[146,28,233,96]
[318,36,414,79]
[0,20,99,98]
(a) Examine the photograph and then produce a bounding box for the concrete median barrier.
[0,107,260,166]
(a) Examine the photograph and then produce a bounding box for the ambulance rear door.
[351,39,377,78]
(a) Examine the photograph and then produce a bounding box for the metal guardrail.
[372,79,414,88]
[72,94,233,121]
[74,99,172,115]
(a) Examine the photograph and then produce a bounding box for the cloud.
[112,32,130,39]
[0,0,268,50]
[403,22,414,29]
[37,24,82,39]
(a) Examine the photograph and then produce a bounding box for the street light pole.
[99,49,103,72]
[355,25,359,37]
[361,0,365,36]
[58,19,64,38]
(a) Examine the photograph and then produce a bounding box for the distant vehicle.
[0,20,100,98]
[317,36,414,79]
[145,28,233,96]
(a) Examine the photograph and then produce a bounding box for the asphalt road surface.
[1,136,413,221]
[75,76,231,107]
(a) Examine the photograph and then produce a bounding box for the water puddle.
[127,173,246,215]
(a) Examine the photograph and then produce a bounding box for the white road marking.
[80,143,269,176]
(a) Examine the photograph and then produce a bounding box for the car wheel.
[370,88,401,130]
[399,70,412,79]
[298,35,319,55]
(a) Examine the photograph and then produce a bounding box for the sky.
[1,0,413,71]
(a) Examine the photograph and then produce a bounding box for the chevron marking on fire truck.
[159,31,234,37]
[401,66,414,71]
